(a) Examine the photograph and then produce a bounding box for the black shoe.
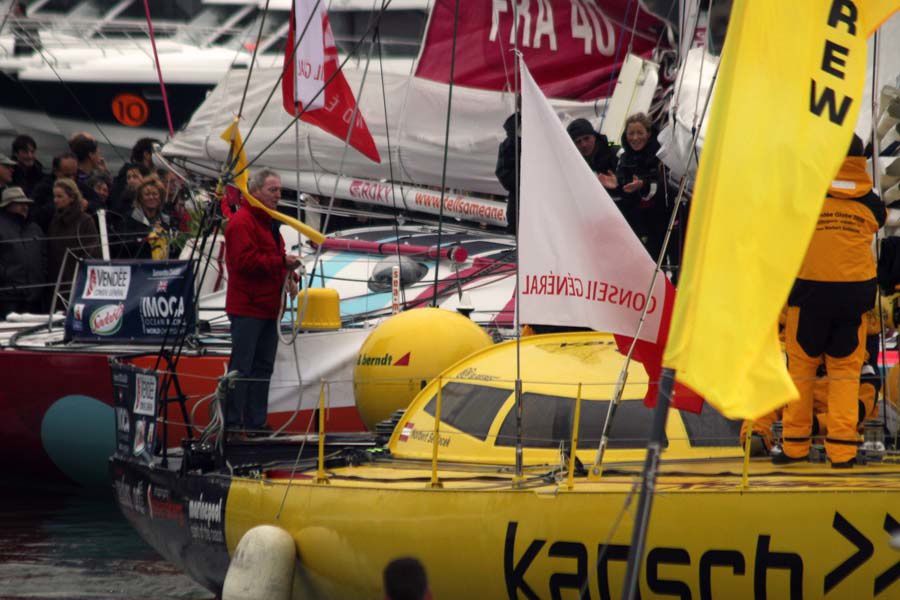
[749,434,769,457]
[245,425,274,438]
[225,429,248,442]
[831,458,855,469]
[771,452,807,465]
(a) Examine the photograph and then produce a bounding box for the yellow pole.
[566,383,583,490]
[429,378,443,489]
[315,380,329,484]
[741,420,752,490]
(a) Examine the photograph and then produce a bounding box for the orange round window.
[111,93,149,127]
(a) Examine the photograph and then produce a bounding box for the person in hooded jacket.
[566,118,619,188]
[47,178,100,297]
[495,113,520,234]
[614,113,669,260]
[0,187,45,318]
[778,135,886,469]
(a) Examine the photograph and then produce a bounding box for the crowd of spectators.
[496,111,680,262]
[0,132,192,319]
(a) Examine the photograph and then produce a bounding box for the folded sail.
[664,0,900,419]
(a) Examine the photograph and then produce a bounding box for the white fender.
[223,525,296,600]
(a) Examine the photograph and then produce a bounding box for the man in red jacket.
[225,169,299,435]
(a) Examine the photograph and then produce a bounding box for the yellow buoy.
[353,308,492,430]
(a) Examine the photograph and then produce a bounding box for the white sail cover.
[163,63,603,197]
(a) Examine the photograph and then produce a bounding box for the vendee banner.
[65,260,196,343]
[111,362,158,461]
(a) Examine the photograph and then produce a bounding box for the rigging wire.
[597,0,634,128]
[26,43,127,164]
[141,0,175,138]
[225,0,324,172]
[230,0,395,182]
[590,54,722,479]
[376,23,409,308]
[868,28,895,448]
[428,0,460,307]
[236,0,272,121]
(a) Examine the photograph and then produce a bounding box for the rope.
[429,0,461,307]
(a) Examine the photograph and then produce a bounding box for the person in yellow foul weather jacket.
[778,136,886,468]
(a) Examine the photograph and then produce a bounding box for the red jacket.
[225,202,288,319]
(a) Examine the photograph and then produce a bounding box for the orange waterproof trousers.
[782,306,865,463]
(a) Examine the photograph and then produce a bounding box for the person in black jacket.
[614,112,670,260]
[109,138,158,214]
[495,113,520,234]
[30,152,78,233]
[10,135,43,197]
[0,187,45,318]
[566,118,619,191]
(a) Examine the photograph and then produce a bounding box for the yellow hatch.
[387,332,745,465]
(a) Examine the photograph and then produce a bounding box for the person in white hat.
[0,153,16,193]
[0,186,45,318]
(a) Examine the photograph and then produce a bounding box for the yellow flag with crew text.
[663,0,900,419]
[219,120,325,244]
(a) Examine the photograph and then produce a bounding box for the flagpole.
[621,367,674,600]
[512,2,524,484]
[591,57,721,478]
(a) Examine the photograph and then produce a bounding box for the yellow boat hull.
[225,460,900,599]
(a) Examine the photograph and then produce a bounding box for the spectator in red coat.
[224,169,299,435]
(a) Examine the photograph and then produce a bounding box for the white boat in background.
[0,0,427,165]
[163,0,667,227]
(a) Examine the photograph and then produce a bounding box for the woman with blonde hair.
[614,112,669,260]
[47,177,100,293]
[123,176,171,259]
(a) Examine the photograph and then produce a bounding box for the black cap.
[566,118,596,140]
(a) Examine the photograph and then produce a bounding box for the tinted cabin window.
[680,406,742,447]
[423,382,510,441]
[495,394,660,449]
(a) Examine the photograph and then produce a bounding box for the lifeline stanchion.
[741,421,753,490]
[429,378,444,489]
[566,383,583,491]
[314,380,329,485]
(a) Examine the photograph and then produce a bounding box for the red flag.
[613,283,703,413]
[282,1,381,163]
